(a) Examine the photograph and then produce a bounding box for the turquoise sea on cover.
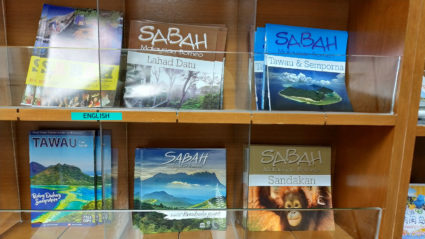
[30,185,111,224]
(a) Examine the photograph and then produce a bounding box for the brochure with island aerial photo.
[264,24,352,111]
[133,148,227,233]
[29,130,97,227]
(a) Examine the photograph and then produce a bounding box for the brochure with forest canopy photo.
[124,20,227,110]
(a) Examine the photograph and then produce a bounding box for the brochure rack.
[1,0,425,238]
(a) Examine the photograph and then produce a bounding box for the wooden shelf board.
[17,108,178,123]
[252,112,396,126]
[18,108,97,122]
[252,112,325,125]
[2,108,399,126]
[325,113,397,126]
[106,109,177,123]
[178,111,251,124]
[0,108,18,121]
[416,125,425,136]
[0,213,20,235]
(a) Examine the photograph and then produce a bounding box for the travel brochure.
[256,24,352,111]
[21,4,123,108]
[123,20,227,110]
[133,148,227,233]
[247,145,334,231]
[403,184,425,238]
[29,130,112,227]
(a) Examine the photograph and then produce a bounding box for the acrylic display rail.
[0,208,382,239]
[0,47,400,115]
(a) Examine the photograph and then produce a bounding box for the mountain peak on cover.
[31,163,94,186]
[30,162,47,177]
[142,171,224,187]
[141,191,195,207]
[144,191,170,197]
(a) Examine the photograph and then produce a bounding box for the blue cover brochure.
[133,148,227,233]
[265,24,352,111]
[254,27,267,110]
[29,130,96,227]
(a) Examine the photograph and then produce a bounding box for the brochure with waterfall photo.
[124,20,227,110]
[133,148,227,233]
[247,145,334,231]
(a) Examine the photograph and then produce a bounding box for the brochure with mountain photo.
[133,148,227,233]
[265,24,352,111]
[21,4,123,108]
[247,145,334,231]
[123,20,227,110]
[29,130,97,227]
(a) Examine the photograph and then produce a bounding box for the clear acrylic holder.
[0,208,382,239]
[0,47,400,114]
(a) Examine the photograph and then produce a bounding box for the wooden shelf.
[416,125,425,136]
[16,108,177,123]
[251,112,325,125]
[18,108,98,122]
[178,111,251,124]
[0,108,17,121]
[325,113,397,126]
[0,108,397,126]
[112,110,177,123]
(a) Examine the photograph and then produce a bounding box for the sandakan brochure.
[247,145,334,231]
